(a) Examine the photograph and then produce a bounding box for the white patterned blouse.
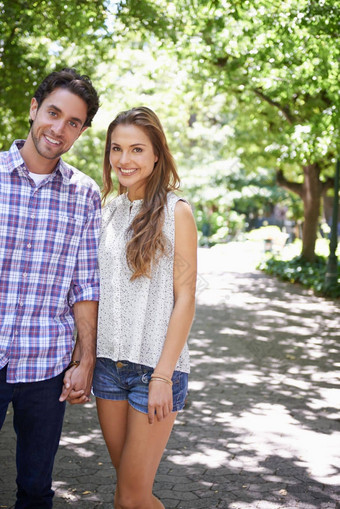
[96,191,190,373]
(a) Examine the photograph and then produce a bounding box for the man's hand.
[59,300,98,405]
[59,365,91,405]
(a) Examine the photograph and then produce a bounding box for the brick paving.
[1,242,339,508]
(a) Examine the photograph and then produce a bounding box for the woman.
[93,107,197,509]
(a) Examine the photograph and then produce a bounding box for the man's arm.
[59,186,101,404]
[59,300,98,404]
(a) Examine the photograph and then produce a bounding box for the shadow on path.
[1,251,339,509]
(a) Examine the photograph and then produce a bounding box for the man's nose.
[51,120,65,135]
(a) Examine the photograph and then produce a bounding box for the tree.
[115,0,340,261]
[0,0,108,148]
[88,38,288,243]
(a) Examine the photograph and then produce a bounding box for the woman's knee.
[116,493,144,509]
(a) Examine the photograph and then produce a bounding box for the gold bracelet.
[67,360,80,369]
[151,373,173,384]
[150,377,173,386]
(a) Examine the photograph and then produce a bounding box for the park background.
[1,2,340,508]
[0,0,339,296]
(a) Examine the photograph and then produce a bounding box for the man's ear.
[29,98,38,122]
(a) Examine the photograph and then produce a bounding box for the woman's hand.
[148,380,173,424]
[59,365,91,405]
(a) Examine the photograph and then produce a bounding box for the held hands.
[59,363,92,405]
[147,373,173,424]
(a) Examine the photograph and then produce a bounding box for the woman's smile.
[118,167,139,176]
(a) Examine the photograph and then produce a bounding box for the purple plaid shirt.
[0,140,101,383]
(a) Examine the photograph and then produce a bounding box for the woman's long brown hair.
[102,107,180,280]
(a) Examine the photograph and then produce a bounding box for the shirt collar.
[7,140,73,184]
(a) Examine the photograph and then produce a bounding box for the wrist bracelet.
[151,372,173,384]
[150,377,173,386]
[67,360,80,369]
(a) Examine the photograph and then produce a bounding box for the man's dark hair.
[30,68,99,128]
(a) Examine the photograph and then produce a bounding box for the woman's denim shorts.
[92,358,188,414]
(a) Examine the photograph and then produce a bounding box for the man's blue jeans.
[0,365,66,509]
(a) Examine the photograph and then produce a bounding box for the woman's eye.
[112,146,121,151]
[133,147,142,153]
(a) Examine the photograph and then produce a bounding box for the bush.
[195,208,245,246]
[258,255,340,299]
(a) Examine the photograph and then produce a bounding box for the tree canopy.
[115,0,340,259]
[0,0,108,148]
[1,0,339,260]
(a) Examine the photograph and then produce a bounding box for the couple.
[0,68,197,509]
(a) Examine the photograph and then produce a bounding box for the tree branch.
[277,169,303,197]
[253,89,295,124]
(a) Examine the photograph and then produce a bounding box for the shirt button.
[23,273,27,278]
[19,301,23,306]
[31,214,36,219]
[27,243,31,248]
[15,330,18,335]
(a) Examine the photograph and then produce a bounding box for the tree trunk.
[300,163,323,262]
[277,163,332,263]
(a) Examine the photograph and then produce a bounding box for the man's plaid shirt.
[0,141,101,383]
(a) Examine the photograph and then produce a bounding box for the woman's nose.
[119,151,130,164]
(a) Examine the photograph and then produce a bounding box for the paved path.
[1,242,340,508]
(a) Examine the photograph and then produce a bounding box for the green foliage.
[63,129,106,187]
[2,1,337,256]
[116,0,339,168]
[115,0,339,257]
[258,255,340,298]
[0,0,109,148]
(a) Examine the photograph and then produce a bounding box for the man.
[0,68,101,508]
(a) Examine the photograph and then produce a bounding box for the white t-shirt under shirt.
[96,192,190,373]
[28,171,49,185]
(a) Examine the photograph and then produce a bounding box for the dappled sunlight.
[60,430,102,446]
[169,449,230,468]
[227,403,340,484]
[52,483,79,503]
[58,429,105,458]
[219,327,248,336]
[1,246,338,508]
[229,502,285,509]
[169,247,340,506]
[216,369,264,386]
[187,380,205,391]
[309,387,340,411]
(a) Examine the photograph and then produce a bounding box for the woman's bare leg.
[97,397,177,509]
[96,398,129,506]
[116,405,177,509]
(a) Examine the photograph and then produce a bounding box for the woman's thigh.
[96,398,129,469]
[117,405,177,495]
